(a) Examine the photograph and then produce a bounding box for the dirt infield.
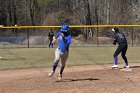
[0,63,140,93]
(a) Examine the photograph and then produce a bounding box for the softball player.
[111,27,129,68]
[48,24,72,80]
[48,29,54,48]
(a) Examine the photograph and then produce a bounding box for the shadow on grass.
[56,78,99,82]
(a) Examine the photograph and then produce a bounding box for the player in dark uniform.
[48,29,54,48]
[111,27,129,68]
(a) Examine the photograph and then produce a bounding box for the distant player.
[48,24,72,80]
[48,29,54,48]
[111,27,129,68]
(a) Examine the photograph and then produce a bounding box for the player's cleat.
[48,71,55,77]
[111,65,118,69]
[57,74,62,81]
[124,65,129,68]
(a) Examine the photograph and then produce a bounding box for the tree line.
[0,0,140,44]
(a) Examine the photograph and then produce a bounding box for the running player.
[48,24,72,80]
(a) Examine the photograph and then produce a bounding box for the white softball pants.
[54,48,69,67]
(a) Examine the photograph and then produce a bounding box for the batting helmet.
[61,24,69,32]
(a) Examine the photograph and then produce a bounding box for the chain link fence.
[0,27,140,48]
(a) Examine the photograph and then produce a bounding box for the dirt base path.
[0,63,140,93]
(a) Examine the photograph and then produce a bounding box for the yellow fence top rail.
[0,25,140,29]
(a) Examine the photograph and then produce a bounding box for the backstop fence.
[0,25,140,48]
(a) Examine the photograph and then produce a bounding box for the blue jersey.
[55,31,72,52]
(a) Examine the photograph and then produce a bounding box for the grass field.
[0,46,140,70]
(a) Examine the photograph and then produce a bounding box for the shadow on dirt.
[130,66,140,68]
[56,78,99,82]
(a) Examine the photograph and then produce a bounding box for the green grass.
[0,47,140,70]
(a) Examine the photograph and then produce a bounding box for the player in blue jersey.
[48,24,72,80]
[111,27,129,68]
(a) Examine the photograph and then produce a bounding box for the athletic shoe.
[124,66,129,68]
[111,65,118,68]
[57,74,62,81]
[48,71,55,77]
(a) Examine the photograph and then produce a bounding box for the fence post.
[96,27,99,46]
[131,27,134,47]
[26,29,30,48]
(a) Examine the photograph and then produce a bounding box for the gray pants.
[54,48,69,67]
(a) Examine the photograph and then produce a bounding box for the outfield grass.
[0,47,139,70]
